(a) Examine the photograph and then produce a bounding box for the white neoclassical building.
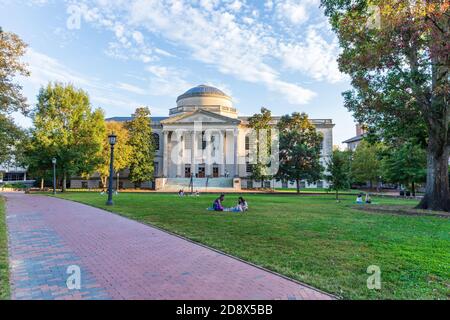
[96,85,334,191]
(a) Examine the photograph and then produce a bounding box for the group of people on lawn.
[212,194,248,213]
[356,193,372,204]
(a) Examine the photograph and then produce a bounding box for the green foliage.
[0,114,27,165]
[0,28,29,168]
[277,112,324,193]
[382,142,427,193]
[125,107,154,186]
[0,27,30,114]
[97,121,132,187]
[248,107,273,186]
[326,149,352,199]
[30,83,106,191]
[351,140,381,187]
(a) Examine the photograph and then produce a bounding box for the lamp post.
[106,132,117,206]
[52,157,57,195]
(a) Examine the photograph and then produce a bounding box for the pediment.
[161,109,241,125]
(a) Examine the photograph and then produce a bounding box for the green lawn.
[0,196,10,300]
[55,192,449,300]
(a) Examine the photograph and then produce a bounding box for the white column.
[191,130,197,177]
[205,131,212,177]
[234,128,239,177]
[163,131,169,177]
[175,130,183,178]
[219,130,226,176]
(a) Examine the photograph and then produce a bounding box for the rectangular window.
[245,136,250,151]
[154,162,159,176]
[246,162,253,173]
[184,165,191,178]
[81,181,88,189]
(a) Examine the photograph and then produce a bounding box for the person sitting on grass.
[213,194,225,211]
[365,193,372,204]
[356,194,363,204]
[237,197,248,212]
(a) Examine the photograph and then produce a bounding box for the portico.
[160,111,241,180]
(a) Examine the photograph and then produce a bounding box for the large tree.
[277,112,324,193]
[248,107,273,188]
[125,107,154,187]
[382,141,427,196]
[321,1,449,211]
[96,121,132,189]
[0,28,29,167]
[32,83,105,191]
[351,140,381,188]
[0,27,29,114]
[326,149,352,200]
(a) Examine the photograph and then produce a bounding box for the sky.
[1,0,359,145]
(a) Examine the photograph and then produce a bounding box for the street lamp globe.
[108,133,117,146]
[52,157,57,165]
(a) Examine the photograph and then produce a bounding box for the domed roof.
[177,85,230,102]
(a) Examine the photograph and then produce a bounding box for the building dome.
[172,84,237,118]
[176,85,231,102]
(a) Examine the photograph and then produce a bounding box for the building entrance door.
[213,166,219,178]
[198,165,206,178]
[184,165,191,178]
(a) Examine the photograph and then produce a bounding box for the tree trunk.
[101,176,107,191]
[417,143,449,211]
[296,179,300,194]
[336,189,339,201]
[62,172,67,193]
[417,45,449,211]
[411,181,416,197]
[40,178,44,190]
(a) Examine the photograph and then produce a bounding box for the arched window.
[153,133,160,151]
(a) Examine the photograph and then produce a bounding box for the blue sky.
[1,0,358,145]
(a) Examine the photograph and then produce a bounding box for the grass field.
[55,192,449,300]
[0,196,10,300]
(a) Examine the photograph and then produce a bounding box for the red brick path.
[3,193,334,300]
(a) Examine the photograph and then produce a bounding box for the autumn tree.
[31,83,105,191]
[96,121,132,189]
[277,113,324,193]
[248,107,273,188]
[351,140,381,188]
[326,149,352,200]
[126,107,154,187]
[321,0,449,211]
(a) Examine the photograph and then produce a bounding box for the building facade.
[72,85,334,191]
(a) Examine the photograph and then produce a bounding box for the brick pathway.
[3,192,334,300]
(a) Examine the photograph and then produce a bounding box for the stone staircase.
[161,177,234,192]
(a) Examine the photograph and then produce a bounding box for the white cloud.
[19,48,156,117]
[53,0,344,105]
[275,0,320,26]
[279,28,345,83]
